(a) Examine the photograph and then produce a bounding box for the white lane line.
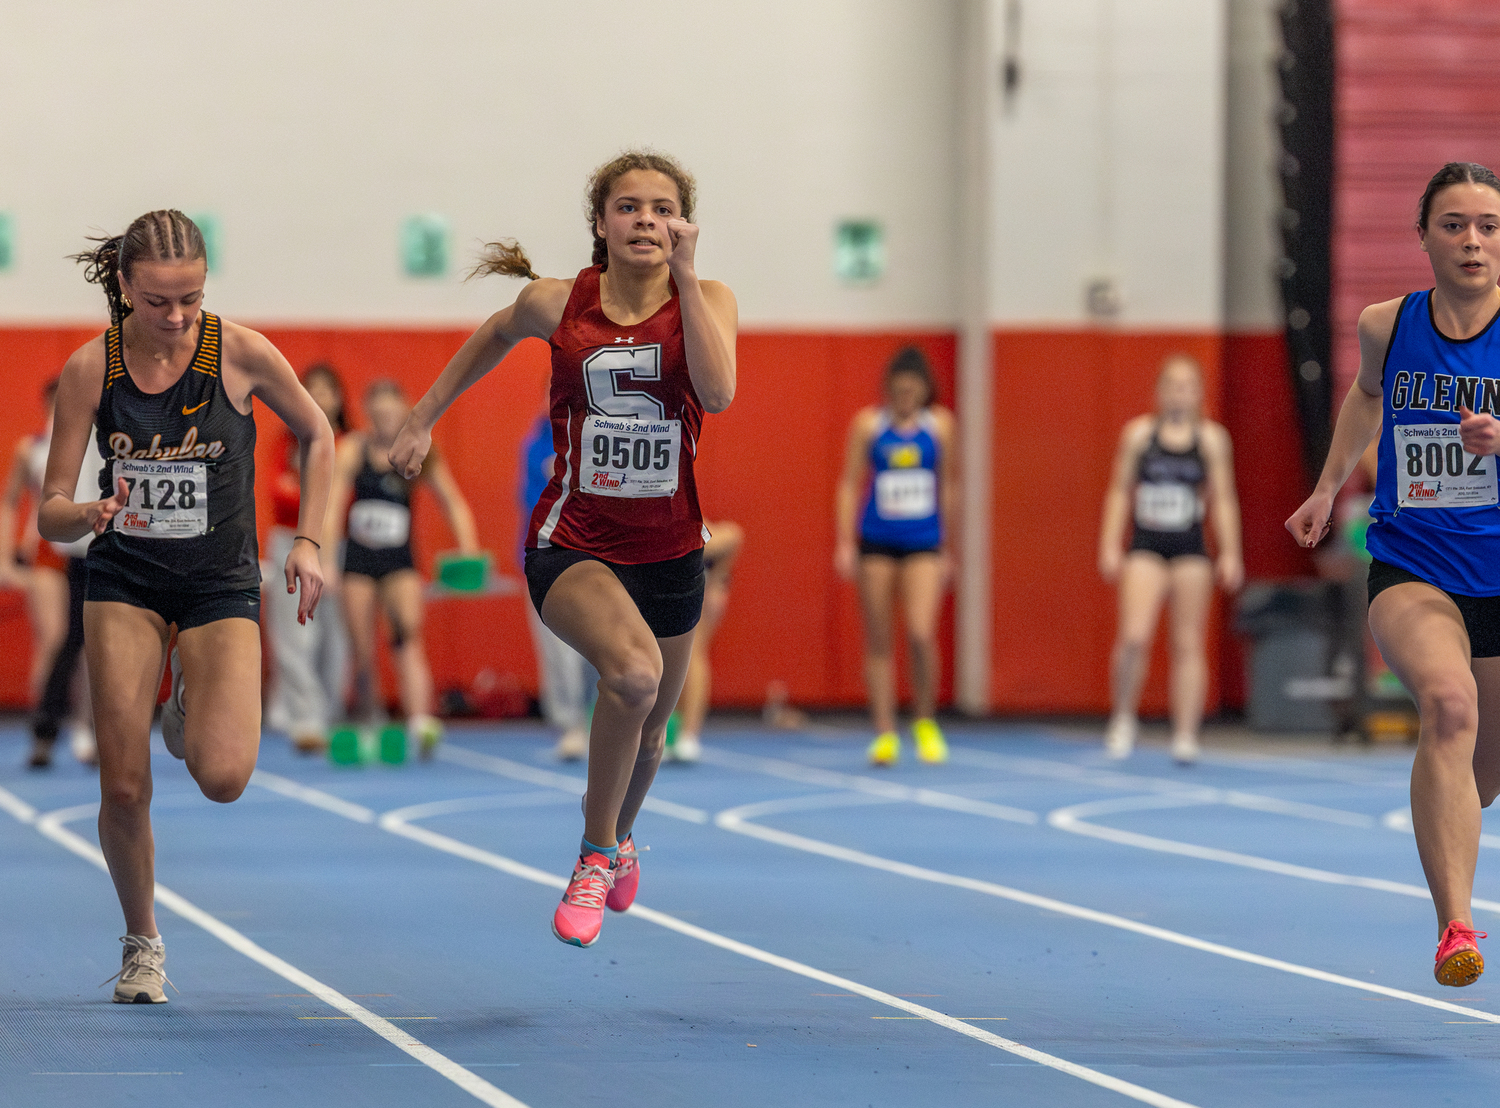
[438,745,709,824]
[713,796,1500,1025]
[948,748,1377,825]
[250,771,376,823]
[1382,806,1500,850]
[1047,795,1500,914]
[692,747,1036,824]
[0,790,531,1108]
[373,799,1200,1108]
[0,784,38,822]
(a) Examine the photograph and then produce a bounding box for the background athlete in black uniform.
[39,210,335,1004]
[326,379,477,751]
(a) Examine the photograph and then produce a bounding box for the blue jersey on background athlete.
[858,410,942,552]
[1368,289,1500,596]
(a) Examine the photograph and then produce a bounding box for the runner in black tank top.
[328,380,478,754]
[1097,354,1242,765]
[39,211,335,1005]
[1128,422,1209,562]
[89,312,262,602]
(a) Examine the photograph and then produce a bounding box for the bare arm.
[39,343,123,544]
[1201,421,1243,591]
[1098,417,1152,582]
[933,407,959,561]
[420,449,480,554]
[663,219,737,413]
[322,434,364,582]
[392,279,571,479]
[1286,299,1397,548]
[226,325,336,621]
[0,440,33,584]
[835,409,877,579]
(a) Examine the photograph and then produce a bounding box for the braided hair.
[468,148,696,281]
[69,210,206,325]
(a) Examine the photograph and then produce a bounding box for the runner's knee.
[193,766,251,804]
[101,774,151,813]
[600,648,662,713]
[1417,680,1478,743]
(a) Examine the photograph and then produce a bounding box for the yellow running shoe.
[867,731,900,767]
[913,718,948,764]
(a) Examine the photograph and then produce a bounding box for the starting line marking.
[0,786,531,1108]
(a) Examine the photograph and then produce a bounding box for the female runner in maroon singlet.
[391,151,737,949]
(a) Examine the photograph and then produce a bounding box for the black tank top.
[346,443,415,554]
[87,312,260,591]
[1132,422,1206,535]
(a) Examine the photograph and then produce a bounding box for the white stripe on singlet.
[534,406,573,548]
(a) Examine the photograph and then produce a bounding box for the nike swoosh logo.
[182,400,210,415]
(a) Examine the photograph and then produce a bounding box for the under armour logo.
[612,337,636,344]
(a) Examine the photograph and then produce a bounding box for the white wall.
[987,0,1227,328]
[1224,0,1286,332]
[0,1,959,326]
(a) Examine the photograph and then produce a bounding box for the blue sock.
[580,837,618,863]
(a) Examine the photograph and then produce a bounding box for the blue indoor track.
[4,722,1499,1107]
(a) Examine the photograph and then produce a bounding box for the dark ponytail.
[1418,162,1500,230]
[468,238,540,282]
[885,345,935,406]
[69,209,206,326]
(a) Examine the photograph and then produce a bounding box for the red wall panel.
[1333,1,1500,393]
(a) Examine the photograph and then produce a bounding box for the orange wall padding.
[0,324,955,715]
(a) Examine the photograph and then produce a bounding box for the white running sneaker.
[1104,715,1136,760]
[161,646,186,759]
[103,935,173,1004]
[69,724,98,766]
[672,731,702,763]
[1171,732,1200,765]
[554,727,588,762]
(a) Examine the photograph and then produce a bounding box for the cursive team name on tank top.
[106,424,225,461]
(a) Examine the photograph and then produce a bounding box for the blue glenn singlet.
[858,410,942,551]
[1367,289,1500,596]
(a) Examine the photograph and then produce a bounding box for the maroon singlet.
[527,265,707,564]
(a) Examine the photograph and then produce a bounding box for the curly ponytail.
[468,238,540,282]
[68,210,206,325]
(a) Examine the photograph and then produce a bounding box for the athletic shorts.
[1368,557,1500,658]
[858,539,941,560]
[343,540,415,581]
[86,563,261,630]
[1129,526,1208,561]
[525,545,704,639]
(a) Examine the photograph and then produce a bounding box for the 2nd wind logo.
[1407,481,1443,500]
[590,471,625,491]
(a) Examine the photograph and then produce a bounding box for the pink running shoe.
[1434,920,1487,987]
[606,835,642,913]
[552,851,615,948]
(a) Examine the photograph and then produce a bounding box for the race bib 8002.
[1394,423,1498,508]
[579,415,680,498]
[112,459,208,538]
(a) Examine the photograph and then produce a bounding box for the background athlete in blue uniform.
[835,347,956,767]
[1289,162,1500,988]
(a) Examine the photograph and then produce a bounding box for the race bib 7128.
[112,459,208,538]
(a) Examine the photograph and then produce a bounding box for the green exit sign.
[835,219,883,284]
[402,214,449,278]
[0,214,13,270]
